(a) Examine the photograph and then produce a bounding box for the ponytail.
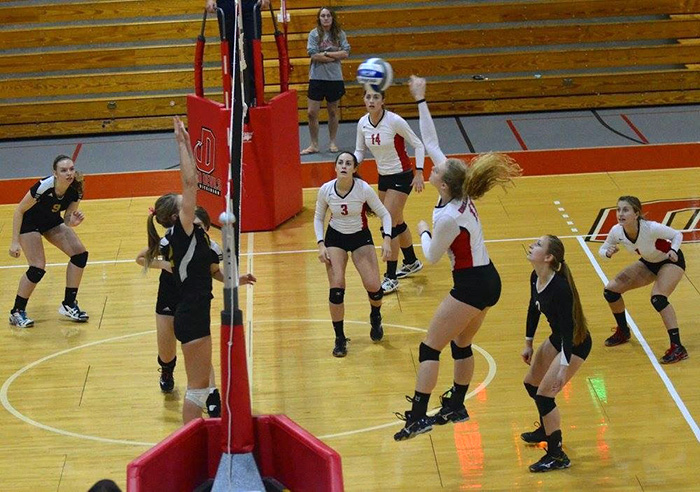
[143,193,179,272]
[462,152,521,201]
[143,214,161,272]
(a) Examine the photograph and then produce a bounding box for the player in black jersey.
[8,155,89,328]
[142,117,221,424]
[521,235,592,472]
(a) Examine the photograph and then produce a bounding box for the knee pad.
[603,289,621,303]
[450,341,473,360]
[367,289,383,301]
[70,251,89,268]
[418,342,441,362]
[25,266,46,284]
[391,222,408,238]
[534,394,556,418]
[329,288,345,305]
[524,383,538,399]
[651,295,669,312]
[185,387,209,410]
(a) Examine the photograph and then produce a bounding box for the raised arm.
[173,116,196,235]
[408,75,447,167]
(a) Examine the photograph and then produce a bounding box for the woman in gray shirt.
[301,7,350,155]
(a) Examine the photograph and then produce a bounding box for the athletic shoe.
[381,276,399,294]
[660,343,688,364]
[396,260,423,279]
[369,313,383,342]
[206,388,221,417]
[393,410,433,441]
[332,337,349,358]
[521,421,546,443]
[159,367,175,393]
[604,326,630,347]
[9,310,34,328]
[529,452,571,472]
[431,388,469,426]
[59,301,89,322]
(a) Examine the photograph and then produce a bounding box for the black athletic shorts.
[174,294,212,344]
[308,79,346,103]
[20,212,63,235]
[450,261,502,310]
[548,332,593,361]
[377,169,414,195]
[324,226,374,253]
[155,274,179,316]
[640,248,686,275]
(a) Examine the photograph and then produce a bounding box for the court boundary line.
[576,235,700,442]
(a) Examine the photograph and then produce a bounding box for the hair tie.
[148,207,155,216]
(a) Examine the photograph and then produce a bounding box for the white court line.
[576,235,700,442]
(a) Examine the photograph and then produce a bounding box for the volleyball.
[356,57,393,92]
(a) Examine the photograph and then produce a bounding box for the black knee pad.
[524,383,538,400]
[603,288,621,303]
[26,266,46,284]
[651,295,669,312]
[70,251,89,268]
[534,394,556,417]
[418,342,441,362]
[391,222,408,238]
[329,288,345,305]
[450,341,473,360]
[367,289,383,301]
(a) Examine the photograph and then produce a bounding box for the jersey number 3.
[340,204,348,215]
[371,133,381,145]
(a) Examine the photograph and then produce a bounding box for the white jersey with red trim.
[354,110,425,176]
[314,178,392,241]
[598,219,682,263]
[421,197,490,270]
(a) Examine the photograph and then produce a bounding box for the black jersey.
[166,217,215,299]
[27,176,81,218]
[526,271,576,364]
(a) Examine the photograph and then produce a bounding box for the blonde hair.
[545,235,589,346]
[144,193,179,271]
[441,153,522,201]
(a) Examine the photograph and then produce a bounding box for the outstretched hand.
[408,75,426,101]
[67,210,85,227]
[173,116,190,146]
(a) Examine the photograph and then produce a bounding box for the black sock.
[668,328,681,346]
[613,312,629,334]
[12,296,28,312]
[158,356,176,370]
[386,261,398,279]
[64,288,78,306]
[332,320,345,339]
[371,305,381,317]
[547,429,563,457]
[410,391,431,419]
[401,245,417,265]
[450,383,469,409]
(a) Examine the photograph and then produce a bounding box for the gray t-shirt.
[307,28,350,81]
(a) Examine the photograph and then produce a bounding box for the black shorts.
[548,332,593,361]
[155,276,180,316]
[308,79,345,103]
[20,213,63,235]
[377,169,414,195]
[450,262,502,310]
[324,226,374,252]
[174,294,212,344]
[640,249,686,275]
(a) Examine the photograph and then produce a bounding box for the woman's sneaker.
[9,310,34,328]
[394,410,433,441]
[520,421,546,443]
[604,326,630,347]
[431,388,469,425]
[660,343,688,364]
[332,337,349,357]
[369,313,383,342]
[59,302,89,322]
[396,260,423,279]
[381,276,399,294]
[529,452,571,472]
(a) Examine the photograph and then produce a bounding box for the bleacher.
[0,0,698,139]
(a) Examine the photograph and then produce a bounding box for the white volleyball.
[356,57,394,92]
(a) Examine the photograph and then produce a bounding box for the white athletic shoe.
[396,260,423,279]
[9,310,34,328]
[59,302,89,322]
[381,276,399,294]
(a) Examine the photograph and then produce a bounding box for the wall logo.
[194,126,222,196]
[587,198,700,243]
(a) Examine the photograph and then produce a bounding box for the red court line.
[620,114,649,144]
[506,119,528,150]
[71,143,83,162]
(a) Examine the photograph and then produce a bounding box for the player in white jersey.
[598,195,688,363]
[354,89,426,294]
[315,152,393,357]
[394,76,522,441]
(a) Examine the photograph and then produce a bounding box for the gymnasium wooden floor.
[0,167,698,491]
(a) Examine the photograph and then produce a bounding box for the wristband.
[416,167,423,171]
[420,230,431,238]
[415,99,426,104]
[382,233,391,239]
[525,336,534,341]
[317,240,324,244]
